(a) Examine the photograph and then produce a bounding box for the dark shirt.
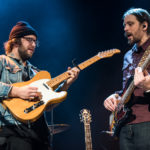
[122,38,150,124]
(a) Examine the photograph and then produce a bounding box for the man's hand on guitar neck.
[104,94,121,112]
[61,67,80,91]
[134,67,150,91]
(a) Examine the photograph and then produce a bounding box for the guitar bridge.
[24,101,44,113]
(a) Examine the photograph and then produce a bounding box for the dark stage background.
[0,0,150,150]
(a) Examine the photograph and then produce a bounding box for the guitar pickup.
[43,83,49,90]
[24,100,44,113]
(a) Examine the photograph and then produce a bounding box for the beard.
[124,32,141,45]
[18,45,34,61]
[127,36,141,45]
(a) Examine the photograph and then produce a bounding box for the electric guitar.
[80,109,92,150]
[3,49,120,123]
[109,47,150,137]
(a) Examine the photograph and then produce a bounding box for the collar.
[132,37,150,53]
[7,52,32,67]
[7,52,19,60]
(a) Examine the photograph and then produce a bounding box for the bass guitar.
[109,47,150,137]
[3,49,120,123]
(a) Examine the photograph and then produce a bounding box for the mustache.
[124,32,132,38]
[28,46,35,51]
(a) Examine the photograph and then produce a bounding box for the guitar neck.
[122,80,135,104]
[47,54,101,88]
[122,51,150,104]
[78,55,100,70]
[84,123,93,150]
[46,49,120,88]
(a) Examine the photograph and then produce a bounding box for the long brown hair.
[4,38,21,55]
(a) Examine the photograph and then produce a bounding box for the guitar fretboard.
[121,46,150,104]
[78,55,100,70]
[84,124,92,150]
[46,49,120,88]
[46,55,101,88]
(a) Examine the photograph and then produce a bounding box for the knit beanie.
[9,21,38,40]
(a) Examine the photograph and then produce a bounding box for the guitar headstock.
[98,49,120,59]
[80,109,92,124]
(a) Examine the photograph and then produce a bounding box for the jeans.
[119,122,150,150]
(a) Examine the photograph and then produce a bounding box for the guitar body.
[3,71,67,123]
[109,105,132,137]
[109,75,134,137]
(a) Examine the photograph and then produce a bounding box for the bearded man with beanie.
[0,21,80,150]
